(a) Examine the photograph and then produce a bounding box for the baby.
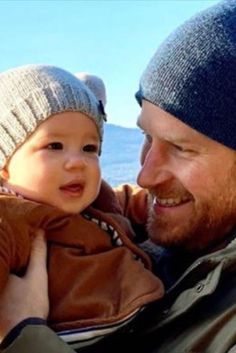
[0,65,164,349]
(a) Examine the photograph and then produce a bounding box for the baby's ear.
[0,167,9,180]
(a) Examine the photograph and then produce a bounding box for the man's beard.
[146,191,236,252]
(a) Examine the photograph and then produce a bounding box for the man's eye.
[47,142,63,150]
[141,131,152,144]
[83,144,99,153]
[173,144,185,152]
[146,134,153,143]
[173,144,194,154]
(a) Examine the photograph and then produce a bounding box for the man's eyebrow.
[167,136,192,144]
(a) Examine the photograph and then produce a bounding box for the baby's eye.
[47,142,63,150]
[83,144,99,153]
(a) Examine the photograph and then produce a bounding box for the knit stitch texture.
[0,64,106,168]
[136,0,236,149]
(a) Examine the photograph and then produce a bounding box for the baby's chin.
[54,202,87,215]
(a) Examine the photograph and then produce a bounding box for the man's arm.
[0,231,75,353]
[1,325,76,353]
[93,180,149,224]
[93,180,149,241]
[114,184,148,224]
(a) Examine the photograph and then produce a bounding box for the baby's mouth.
[60,182,84,195]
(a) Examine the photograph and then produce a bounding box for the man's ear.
[0,168,9,180]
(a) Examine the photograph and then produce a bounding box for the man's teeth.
[154,196,188,206]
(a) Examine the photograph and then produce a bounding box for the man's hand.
[0,229,49,341]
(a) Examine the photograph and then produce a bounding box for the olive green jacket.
[3,235,236,353]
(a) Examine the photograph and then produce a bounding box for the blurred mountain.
[100,124,143,186]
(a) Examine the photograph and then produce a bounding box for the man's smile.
[153,195,191,207]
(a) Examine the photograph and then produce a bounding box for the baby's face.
[2,111,101,214]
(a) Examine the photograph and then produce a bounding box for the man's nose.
[137,145,173,188]
[64,153,87,170]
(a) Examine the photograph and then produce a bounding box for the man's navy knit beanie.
[136,0,236,150]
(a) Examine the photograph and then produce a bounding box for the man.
[1,0,236,352]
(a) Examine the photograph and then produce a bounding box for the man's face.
[137,100,236,251]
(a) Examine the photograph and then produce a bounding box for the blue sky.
[1,0,219,127]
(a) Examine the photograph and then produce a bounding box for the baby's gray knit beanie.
[75,72,107,107]
[136,0,236,149]
[0,64,106,168]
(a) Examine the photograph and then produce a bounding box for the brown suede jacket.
[0,188,163,333]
